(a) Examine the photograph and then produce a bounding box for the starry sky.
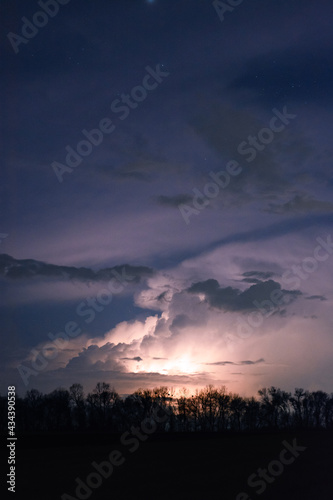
[1,0,333,397]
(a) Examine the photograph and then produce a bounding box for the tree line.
[1,383,333,434]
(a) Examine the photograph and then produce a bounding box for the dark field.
[5,430,333,500]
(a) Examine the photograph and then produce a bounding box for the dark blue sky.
[1,0,333,396]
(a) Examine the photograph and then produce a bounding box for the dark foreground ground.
[2,430,332,500]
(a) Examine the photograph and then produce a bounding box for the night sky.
[1,0,333,397]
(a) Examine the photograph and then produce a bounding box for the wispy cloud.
[0,254,154,283]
